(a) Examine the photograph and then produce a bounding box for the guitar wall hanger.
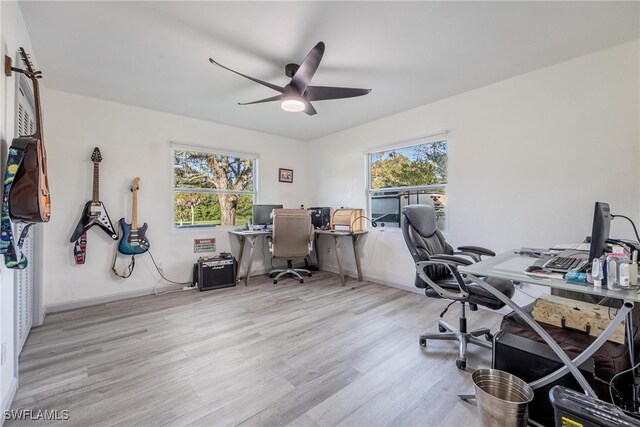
[4,55,42,78]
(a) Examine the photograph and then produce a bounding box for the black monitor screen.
[253,204,283,225]
[588,202,611,262]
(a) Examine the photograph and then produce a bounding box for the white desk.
[228,229,368,286]
[460,250,638,398]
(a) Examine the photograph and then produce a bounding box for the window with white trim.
[367,134,447,230]
[172,145,257,228]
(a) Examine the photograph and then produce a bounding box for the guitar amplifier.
[194,255,236,291]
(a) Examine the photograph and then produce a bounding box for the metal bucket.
[472,369,534,427]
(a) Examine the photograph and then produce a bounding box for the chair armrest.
[452,251,481,263]
[416,260,469,300]
[431,254,473,266]
[457,246,496,257]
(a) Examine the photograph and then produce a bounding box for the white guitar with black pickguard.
[70,147,118,242]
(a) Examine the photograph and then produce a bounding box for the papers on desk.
[524,269,565,280]
[551,243,591,252]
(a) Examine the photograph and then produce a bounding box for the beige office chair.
[267,209,314,284]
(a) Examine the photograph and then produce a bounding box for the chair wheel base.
[273,280,278,284]
[419,338,427,347]
[299,279,304,284]
[438,325,446,333]
[485,332,493,342]
[456,359,466,370]
[308,273,312,277]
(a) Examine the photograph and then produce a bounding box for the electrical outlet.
[1,341,6,365]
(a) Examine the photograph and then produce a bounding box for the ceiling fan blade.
[305,86,371,101]
[305,102,317,116]
[238,95,282,105]
[290,42,325,95]
[209,58,285,94]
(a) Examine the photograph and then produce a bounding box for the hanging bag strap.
[110,227,135,278]
[111,250,136,278]
[0,146,32,269]
[73,232,87,264]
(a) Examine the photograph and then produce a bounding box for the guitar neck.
[29,71,43,142]
[131,188,138,230]
[92,163,99,203]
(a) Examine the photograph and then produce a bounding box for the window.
[367,135,447,230]
[172,145,256,228]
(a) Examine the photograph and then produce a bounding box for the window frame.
[170,142,259,230]
[364,131,448,231]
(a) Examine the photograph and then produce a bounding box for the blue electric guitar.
[117,177,149,255]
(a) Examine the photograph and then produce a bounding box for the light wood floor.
[9,271,501,426]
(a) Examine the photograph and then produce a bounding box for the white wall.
[0,1,41,419]
[42,90,311,309]
[308,40,640,303]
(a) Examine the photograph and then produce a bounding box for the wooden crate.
[532,294,625,344]
[331,208,363,232]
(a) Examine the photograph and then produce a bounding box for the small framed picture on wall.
[279,168,293,183]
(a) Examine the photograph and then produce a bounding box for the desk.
[314,230,367,286]
[228,229,272,286]
[228,229,368,286]
[460,251,638,398]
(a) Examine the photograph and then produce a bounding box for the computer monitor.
[252,204,283,226]
[588,202,611,262]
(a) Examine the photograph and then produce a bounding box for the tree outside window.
[368,139,447,229]
[173,148,256,228]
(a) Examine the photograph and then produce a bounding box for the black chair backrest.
[401,204,453,288]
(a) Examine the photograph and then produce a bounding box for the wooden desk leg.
[235,234,246,284]
[314,237,322,270]
[352,234,363,282]
[244,236,257,286]
[334,236,346,286]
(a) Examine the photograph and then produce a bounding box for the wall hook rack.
[4,55,26,77]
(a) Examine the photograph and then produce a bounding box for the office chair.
[401,204,515,369]
[267,209,314,284]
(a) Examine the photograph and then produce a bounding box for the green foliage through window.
[370,141,446,189]
[368,139,447,230]
[173,149,256,227]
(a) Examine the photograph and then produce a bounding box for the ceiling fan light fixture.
[280,96,306,113]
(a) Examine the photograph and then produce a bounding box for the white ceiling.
[20,1,640,141]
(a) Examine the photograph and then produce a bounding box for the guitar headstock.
[131,177,140,193]
[91,147,102,163]
[18,48,42,80]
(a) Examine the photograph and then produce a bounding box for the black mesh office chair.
[401,204,515,369]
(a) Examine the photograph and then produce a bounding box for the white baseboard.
[320,264,422,295]
[46,288,155,314]
[1,376,18,426]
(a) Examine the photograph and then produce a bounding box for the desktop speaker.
[493,331,594,427]
[193,256,236,291]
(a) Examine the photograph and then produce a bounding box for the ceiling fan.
[209,42,371,116]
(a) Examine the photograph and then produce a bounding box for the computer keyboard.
[543,256,587,272]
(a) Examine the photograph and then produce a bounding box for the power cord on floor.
[147,250,192,285]
[143,250,195,295]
